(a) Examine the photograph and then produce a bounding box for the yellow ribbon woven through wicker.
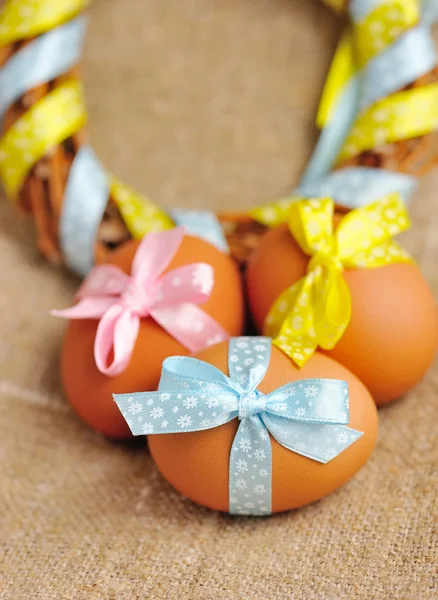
[0,0,173,235]
[339,0,438,161]
[0,0,436,246]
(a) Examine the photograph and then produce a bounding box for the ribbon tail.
[94,305,139,377]
[151,304,229,353]
[51,296,117,319]
[264,277,306,338]
[268,275,319,367]
[262,413,363,464]
[229,416,272,516]
[273,336,317,369]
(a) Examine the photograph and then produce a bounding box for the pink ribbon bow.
[52,227,229,376]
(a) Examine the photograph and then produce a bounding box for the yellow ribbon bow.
[264,193,412,367]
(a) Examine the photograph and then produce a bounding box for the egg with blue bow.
[114,337,378,514]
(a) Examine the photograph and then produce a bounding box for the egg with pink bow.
[53,228,244,438]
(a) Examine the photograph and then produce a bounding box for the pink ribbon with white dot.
[52,227,229,376]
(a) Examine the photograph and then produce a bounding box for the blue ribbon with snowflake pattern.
[114,337,363,516]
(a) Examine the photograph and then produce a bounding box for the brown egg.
[61,235,245,438]
[148,341,378,513]
[245,223,438,405]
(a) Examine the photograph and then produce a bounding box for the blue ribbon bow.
[114,337,363,515]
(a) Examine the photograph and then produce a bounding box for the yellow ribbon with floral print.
[0,0,174,237]
[354,0,419,67]
[265,193,412,367]
[110,178,174,239]
[336,0,438,161]
[0,0,89,45]
[0,80,87,200]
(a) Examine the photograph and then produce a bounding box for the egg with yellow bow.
[246,195,437,405]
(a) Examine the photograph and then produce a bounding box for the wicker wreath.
[0,0,437,273]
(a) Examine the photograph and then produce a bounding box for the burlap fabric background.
[1,1,437,598]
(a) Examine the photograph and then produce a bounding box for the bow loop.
[114,337,362,516]
[336,193,411,266]
[131,227,186,287]
[265,194,412,366]
[289,196,335,256]
[264,379,349,424]
[159,356,233,391]
[154,263,215,308]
